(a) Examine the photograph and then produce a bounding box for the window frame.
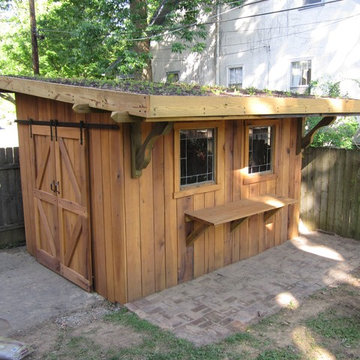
[173,121,224,198]
[166,71,180,83]
[227,65,244,87]
[243,120,279,185]
[290,59,312,90]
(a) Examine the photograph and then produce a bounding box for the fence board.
[0,147,25,248]
[301,147,360,240]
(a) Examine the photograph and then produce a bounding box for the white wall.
[152,0,360,98]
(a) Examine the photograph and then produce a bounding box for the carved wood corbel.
[131,121,173,178]
[300,116,336,153]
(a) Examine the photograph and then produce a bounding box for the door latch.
[50,180,60,194]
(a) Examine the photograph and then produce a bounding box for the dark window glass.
[248,126,273,174]
[180,128,215,187]
[166,72,180,83]
[304,0,322,5]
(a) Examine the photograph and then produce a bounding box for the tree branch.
[149,0,179,26]
[0,93,15,105]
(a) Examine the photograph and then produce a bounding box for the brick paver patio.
[126,231,360,345]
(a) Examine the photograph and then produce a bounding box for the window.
[248,126,273,174]
[166,71,180,83]
[174,122,224,197]
[228,67,243,87]
[304,0,323,6]
[291,60,311,88]
[180,128,215,186]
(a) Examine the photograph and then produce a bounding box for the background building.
[152,0,360,98]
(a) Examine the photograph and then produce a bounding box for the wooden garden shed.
[1,76,360,304]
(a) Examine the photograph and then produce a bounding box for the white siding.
[152,0,360,98]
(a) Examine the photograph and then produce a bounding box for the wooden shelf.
[184,195,297,246]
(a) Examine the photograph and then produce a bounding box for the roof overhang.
[1,76,360,122]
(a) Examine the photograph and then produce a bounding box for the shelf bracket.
[264,208,282,223]
[230,217,247,232]
[131,121,173,178]
[186,223,210,247]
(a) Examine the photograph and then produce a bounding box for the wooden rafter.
[111,111,145,123]
[72,103,108,114]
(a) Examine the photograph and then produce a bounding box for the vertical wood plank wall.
[16,94,301,304]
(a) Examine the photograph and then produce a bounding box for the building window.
[304,0,323,6]
[166,71,180,83]
[291,60,311,88]
[248,126,273,174]
[228,67,243,87]
[180,128,215,187]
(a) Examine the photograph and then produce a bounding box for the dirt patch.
[72,322,143,349]
[18,323,61,357]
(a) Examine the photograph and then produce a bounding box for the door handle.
[50,180,60,194]
[54,181,60,194]
[50,180,56,193]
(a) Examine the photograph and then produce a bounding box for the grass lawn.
[19,267,360,360]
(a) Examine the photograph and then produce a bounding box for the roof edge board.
[147,94,360,118]
[1,76,360,119]
[0,76,149,117]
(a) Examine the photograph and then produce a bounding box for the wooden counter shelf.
[184,195,297,246]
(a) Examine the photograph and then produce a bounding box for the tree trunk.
[29,0,39,75]
[130,0,152,81]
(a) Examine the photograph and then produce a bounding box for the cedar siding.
[15,93,301,303]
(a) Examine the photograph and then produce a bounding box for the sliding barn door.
[33,126,60,272]
[56,128,92,291]
[32,125,92,291]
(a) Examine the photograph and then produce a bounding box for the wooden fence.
[301,147,360,240]
[0,147,25,248]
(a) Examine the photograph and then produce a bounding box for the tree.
[305,116,359,150]
[0,0,11,9]
[0,0,242,79]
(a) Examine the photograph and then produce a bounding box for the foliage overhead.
[306,116,359,150]
[0,0,243,78]
[305,78,360,150]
